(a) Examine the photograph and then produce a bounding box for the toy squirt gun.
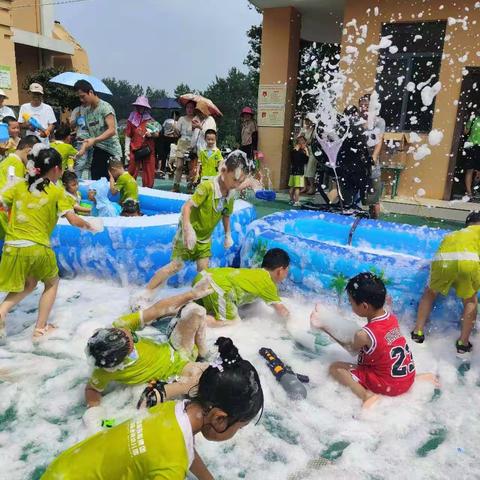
[22,113,46,134]
[259,347,309,400]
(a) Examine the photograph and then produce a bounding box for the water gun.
[259,347,309,400]
[146,121,161,135]
[22,113,45,133]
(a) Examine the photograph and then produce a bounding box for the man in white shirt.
[0,90,15,121]
[18,83,56,146]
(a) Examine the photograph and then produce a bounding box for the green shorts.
[429,259,480,299]
[171,234,212,262]
[288,175,305,188]
[0,244,58,292]
[193,273,238,321]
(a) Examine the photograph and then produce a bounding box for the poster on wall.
[257,106,285,127]
[258,84,287,106]
[0,66,11,89]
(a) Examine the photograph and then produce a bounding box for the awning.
[12,28,74,55]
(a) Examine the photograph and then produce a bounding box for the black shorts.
[463,144,480,171]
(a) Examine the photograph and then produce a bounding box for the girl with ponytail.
[42,337,263,480]
[0,144,96,343]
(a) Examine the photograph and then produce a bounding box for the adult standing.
[239,106,257,160]
[300,113,317,195]
[463,107,480,200]
[159,111,179,176]
[70,103,91,179]
[172,101,195,193]
[125,96,158,188]
[74,80,122,180]
[18,83,56,146]
[0,90,14,121]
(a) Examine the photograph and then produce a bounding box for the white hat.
[0,89,8,99]
[305,112,317,124]
[29,83,44,94]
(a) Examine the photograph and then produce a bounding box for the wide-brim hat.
[132,96,151,109]
[195,100,210,117]
[0,89,8,99]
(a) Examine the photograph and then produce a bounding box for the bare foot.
[33,324,57,340]
[417,372,440,388]
[191,275,214,300]
[362,393,380,409]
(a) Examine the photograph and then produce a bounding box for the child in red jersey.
[313,272,415,408]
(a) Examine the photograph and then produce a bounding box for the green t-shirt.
[116,171,139,204]
[203,267,281,306]
[51,140,78,170]
[199,148,223,178]
[0,153,25,190]
[466,117,480,145]
[187,177,235,242]
[0,180,73,247]
[435,225,480,258]
[42,401,193,480]
[85,99,122,157]
[88,312,188,392]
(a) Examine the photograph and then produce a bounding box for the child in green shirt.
[108,158,140,211]
[193,248,291,327]
[51,123,78,171]
[131,151,248,311]
[0,147,95,343]
[62,171,92,215]
[42,337,264,480]
[198,129,223,180]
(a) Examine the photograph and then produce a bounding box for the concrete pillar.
[0,0,19,105]
[257,7,301,190]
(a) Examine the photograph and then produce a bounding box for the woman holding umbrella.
[125,96,159,188]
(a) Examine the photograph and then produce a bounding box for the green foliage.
[145,86,168,104]
[202,68,258,146]
[250,238,269,267]
[23,66,79,111]
[330,273,349,304]
[368,266,392,286]
[244,24,262,84]
[102,77,145,120]
[174,83,193,97]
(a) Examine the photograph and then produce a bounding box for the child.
[315,273,415,408]
[0,116,21,159]
[133,151,247,310]
[51,123,78,171]
[193,248,291,327]
[108,158,139,209]
[289,135,309,207]
[198,129,223,181]
[412,211,480,353]
[0,147,95,343]
[62,171,92,215]
[42,337,263,480]
[83,275,213,425]
[121,198,142,217]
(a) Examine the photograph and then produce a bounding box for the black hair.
[108,158,124,169]
[62,170,78,186]
[87,328,131,368]
[27,147,62,192]
[224,150,247,173]
[17,135,39,150]
[344,105,359,116]
[73,79,95,95]
[54,123,71,140]
[466,211,480,226]
[190,337,263,427]
[359,93,371,104]
[121,199,141,216]
[2,115,17,125]
[346,272,386,309]
[205,129,217,138]
[261,248,290,270]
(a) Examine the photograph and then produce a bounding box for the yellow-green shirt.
[0,153,25,190]
[201,267,281,306]
[116,171,139,204]
[51,140,78,170]
[0,180,73,247]
[41,401,194,480]
[199,148,223,178]
[188,177,235,242]
[434,225,480,260]
[466,117,480,146]
[88,312,188,393]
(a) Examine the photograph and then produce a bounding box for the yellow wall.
[0,0,19,104]
[11,0,40,34]
[340,0,480,200]
[257,7,301,189]
[53,22,90,74]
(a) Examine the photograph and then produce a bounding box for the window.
[376,21,446,132]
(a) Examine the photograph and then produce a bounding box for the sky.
[55,0,261,95]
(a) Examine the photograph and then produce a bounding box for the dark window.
[376,21,446,132]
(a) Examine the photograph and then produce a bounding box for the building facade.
[0,0,89,106]
[251,0,480,200]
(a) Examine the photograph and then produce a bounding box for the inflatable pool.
[241,210,465,330]
[52,185,256,285]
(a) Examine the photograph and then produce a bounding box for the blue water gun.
[22,113,45,133]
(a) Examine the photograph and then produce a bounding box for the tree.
[102,77,144,120]
[145,86,169,104]
[23,66,79,111]
[174,83,193,98]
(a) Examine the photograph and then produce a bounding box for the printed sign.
[0,66,11,89]
[257,106,285,127]
[258,84,287,106]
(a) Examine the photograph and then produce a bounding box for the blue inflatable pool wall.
[240,210,464,329]
[52,186,256,286]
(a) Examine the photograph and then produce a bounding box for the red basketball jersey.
[357,310,415,395]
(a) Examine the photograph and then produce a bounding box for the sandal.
[411,330,425,344]
[456,340,473,354]
[33,324,57,339]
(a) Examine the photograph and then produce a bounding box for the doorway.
[448,67,480,200]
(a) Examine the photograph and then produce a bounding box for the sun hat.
[195,100,210,117]
[241,106,254,115]
[0,89,8,99]
[29,83,44,94]
[132,96,151,109]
